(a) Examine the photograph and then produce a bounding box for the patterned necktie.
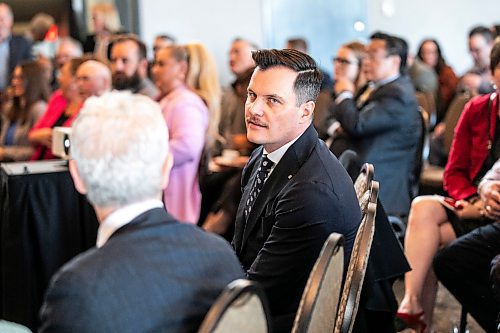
[356,82,375,108]
[244,155,274,219]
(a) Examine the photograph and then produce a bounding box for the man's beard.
[112,70,142,91]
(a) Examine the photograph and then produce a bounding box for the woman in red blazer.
[396,41,500,333]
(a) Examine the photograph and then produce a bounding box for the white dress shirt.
[263,132,302,177]
[96,199,164,248]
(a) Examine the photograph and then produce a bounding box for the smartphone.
[436,195,463,211]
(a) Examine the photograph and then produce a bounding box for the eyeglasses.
[333,57,357,65]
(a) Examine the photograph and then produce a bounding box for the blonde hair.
[92,3,121,33]
[184,42,223,149]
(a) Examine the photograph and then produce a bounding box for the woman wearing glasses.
[325,41,367,156]
[333,41,367,93]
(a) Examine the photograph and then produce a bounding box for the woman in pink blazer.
[152,43,221,224]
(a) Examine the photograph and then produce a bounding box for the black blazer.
[233,125,361,333]
[8,35,31,78]
[332,76,420,216]
[40,208,244,333]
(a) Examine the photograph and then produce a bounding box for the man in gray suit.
[331,32,420,217]
[39,91,244,332]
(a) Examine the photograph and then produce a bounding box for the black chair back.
[334,182,379,333]
[197,279,270,333]
[291,233,344,333]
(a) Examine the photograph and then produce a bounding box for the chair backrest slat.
[197,279,270,333]
[334,181,379,333]
[292,233,345,333]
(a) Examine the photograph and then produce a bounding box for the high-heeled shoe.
[394,311,427,333]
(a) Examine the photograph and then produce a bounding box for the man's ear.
[161,152,174,190]
[299,101,315,124]
[138,58,149,77]
[69,160,87,195]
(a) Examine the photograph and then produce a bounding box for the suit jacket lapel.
[233,149,261,253]
[238,125,318,252]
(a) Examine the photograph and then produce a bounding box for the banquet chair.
[353,163,374,216]
[415,91,437,128]
[197,279,270,333]
[291,233,344,333]
[334,182,379,333]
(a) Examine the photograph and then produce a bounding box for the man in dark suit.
[232,48,361,333]
[331,32,420,217]
[39,91,244,332]
[0,3,31,91]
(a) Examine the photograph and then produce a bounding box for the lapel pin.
[288,175,292,179]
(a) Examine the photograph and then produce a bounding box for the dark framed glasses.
[333,57,357,65]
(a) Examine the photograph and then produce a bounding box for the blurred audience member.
[322,41,367,141]
[55,37,83,70]
[408,54,438,98]
[334,41,367,94]
[330,32,420,217]
[110,35,158,99]
[39,91,244,333]
[153,44,219,224]
[83,3,122,61]
[219,38,256,154]
[0,61,50,161]
[286,37,333,91]
[153,34,176,58]
[52,37,83,90]
[29,57,87,160]
[433,157,500,332]
[460,25,495,95]
[148,34,176,81]
[417,39,458,118]
[396,40,500,332]
[28,12,56,59]
[76,60,111,100]
[200,37,257,237]
[0,3,31,92]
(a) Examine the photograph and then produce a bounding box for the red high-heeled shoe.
[394,311,427,333]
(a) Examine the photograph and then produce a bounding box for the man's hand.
[480,181,500,220]
[202,210,231,235]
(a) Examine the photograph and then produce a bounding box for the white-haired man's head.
[69,91,171,211]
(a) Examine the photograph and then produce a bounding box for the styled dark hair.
[491,40,500,73]
[417,39,447,74]
[252,49,322,106]
[370,31,408,74]
[111,34,148,60]
[469,26,494,43]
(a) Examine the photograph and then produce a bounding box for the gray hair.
[71,91,169,207]
[58,37,83,56]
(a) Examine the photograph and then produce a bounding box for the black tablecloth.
[0,161,98,330]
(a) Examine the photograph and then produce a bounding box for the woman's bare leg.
[398,196,456,330]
